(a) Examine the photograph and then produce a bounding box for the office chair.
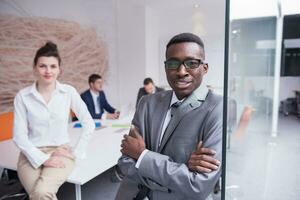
[295,91,300,118]
[0,169,28,200]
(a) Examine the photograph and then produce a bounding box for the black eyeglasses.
[164,59,205,70]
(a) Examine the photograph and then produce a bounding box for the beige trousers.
[17,146,75,200]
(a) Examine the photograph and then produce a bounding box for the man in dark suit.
[136,78,164,108]
[117,33,222,200]
[81,74,119,119]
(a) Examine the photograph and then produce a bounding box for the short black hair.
[166,33,205,55]
[33,41,61,66]
[88,74,102,84]
[143,77,153,85]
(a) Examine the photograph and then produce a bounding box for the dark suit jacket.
[81,90,115,119]
[136,86,164,108]
[117,86,223,200]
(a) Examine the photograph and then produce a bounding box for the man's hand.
[52,146,75,160]
[187,141,220,173]
[43,156,65,168]
[115,111,120,118]
[107,111,120,119]
[120,125,146,160]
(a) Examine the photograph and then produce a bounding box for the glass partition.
[225,1,300,199]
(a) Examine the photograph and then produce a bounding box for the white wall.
[282,0,300,15]
[146,0,226,90]
[117,0,226,106]
[115,0,146,109]
[279,77,300,101]
[230,0,277,20]
[0,0,227,109]
[145,7,160,86]
[230,0,300,20]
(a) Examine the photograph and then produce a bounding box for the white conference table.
[0,116,132,200]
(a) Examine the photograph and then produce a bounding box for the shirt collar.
[152,87,156,94]
[26,80,66,96]
[170,92,184,107]
[170,83,209,107]
[55,81,67,93]
[193,82,209,101]
[90,89,99,97]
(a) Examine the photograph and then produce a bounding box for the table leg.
[75,184,82,200]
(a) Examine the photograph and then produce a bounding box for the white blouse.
[13,81,95,169]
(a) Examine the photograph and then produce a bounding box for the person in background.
[13,41,95,200]
[136,77,164,108]
[81,74,120,120]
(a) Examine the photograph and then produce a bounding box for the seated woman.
[13,41,95,200]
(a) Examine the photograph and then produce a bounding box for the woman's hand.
[52,146,75,160]
[43,156,65,168]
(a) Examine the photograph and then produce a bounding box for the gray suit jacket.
[116,86,223,200]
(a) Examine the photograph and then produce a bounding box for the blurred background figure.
[136,77,164,108]
[81,74,120,120]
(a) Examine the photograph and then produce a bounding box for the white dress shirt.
[135,85,209,168]
[152,87,156,94]
[90,89,101,114]
[13,81,95,169]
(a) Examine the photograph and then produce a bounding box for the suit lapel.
[151,91,172,151]
[158,92,203,153]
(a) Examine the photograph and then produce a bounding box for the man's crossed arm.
[120,125,220,175]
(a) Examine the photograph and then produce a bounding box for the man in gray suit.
[117,33,222,200]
